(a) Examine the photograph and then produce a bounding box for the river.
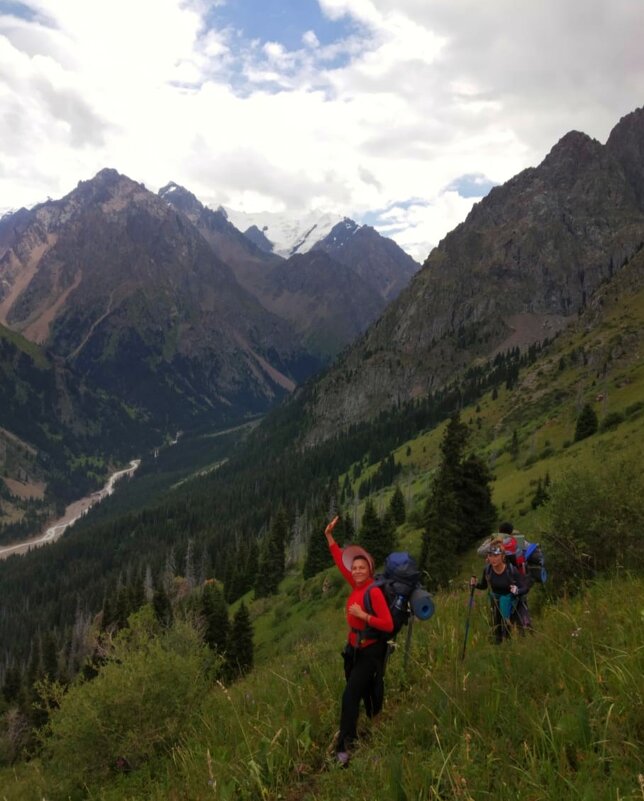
[0,459,141,560]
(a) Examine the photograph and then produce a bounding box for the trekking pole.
[461,584,475,661]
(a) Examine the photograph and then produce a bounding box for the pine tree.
[574,403,598,441]
[359,498,389,568]
[254,506,288,597]
[389,484,406,525]
[531,475,551,509]
[456,453,497,550]
[201,582,229,654]
[254,537,272,599]
[510,429,519,460]
[420,482,461,590]
[225,603,254,681]
[153,586,173,629]
[41,630,59,681]
[380,508,398,556]
[2,665,22,705]
[419,413,495,588]
[303,515,332,579]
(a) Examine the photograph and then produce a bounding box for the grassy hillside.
[2,570,641,801]
[1,249,643,800]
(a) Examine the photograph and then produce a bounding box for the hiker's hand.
[324,516,340,543]
[469,576,477,588]
[348,602,367,621]
[509,584,518,595]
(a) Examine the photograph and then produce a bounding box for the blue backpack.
[362,552,434,638]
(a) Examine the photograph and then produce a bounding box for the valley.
[0,459,140,560]
[0,105,643,801]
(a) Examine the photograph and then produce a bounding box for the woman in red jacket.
[324,515,393,766]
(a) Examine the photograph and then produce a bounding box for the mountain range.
[0,171,419,520]
[1,105,644,535]
[301,106,644,442]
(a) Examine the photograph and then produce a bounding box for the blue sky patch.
[206,0,358,52]
[448,173,496,198]
[0,1,39,21]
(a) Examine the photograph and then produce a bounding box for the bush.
[40,609,212,797]
[599,411,624,432]
[541,454,644,594]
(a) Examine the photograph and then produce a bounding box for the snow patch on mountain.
[224,208,348,257]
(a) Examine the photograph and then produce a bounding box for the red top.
[330,541,394,647]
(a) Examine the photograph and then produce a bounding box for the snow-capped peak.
[223,208,347,258]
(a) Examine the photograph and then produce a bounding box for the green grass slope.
[2,574,641,801]
[1,246,643,801]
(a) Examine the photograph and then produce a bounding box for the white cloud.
[1,0,643,260]
[302,30,320,48]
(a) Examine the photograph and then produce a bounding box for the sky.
[1,0,643,263]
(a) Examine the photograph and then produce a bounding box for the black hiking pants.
[337,640,388,753]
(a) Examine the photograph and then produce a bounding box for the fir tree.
[303,515,332,579]
[359,498,389,568]
[225,603,254,681]
[574,403,598,441]
[456,454,497,550]
[254,506,288,597]
[510,429,519,460]
[153,587,173,629]
[420,413,495,588]
[531,475,551,509]
[2,665,22,705]
[41,631,59,681]
[389,484,406,525]
[201,582,229,654]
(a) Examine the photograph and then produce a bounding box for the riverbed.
[0,459,141,560]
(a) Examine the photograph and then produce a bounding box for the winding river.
[0,459,140,560]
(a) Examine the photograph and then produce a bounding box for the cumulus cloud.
[0,0,642,259]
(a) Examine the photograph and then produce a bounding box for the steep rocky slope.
[0,170,318,430]
[302,107,644,442]
[160,184,409,359]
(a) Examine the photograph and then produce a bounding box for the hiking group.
[324,515,545,767]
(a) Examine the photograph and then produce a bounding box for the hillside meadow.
[1,568,642,801]
[1,249,643,800]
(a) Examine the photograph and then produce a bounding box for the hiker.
[470,537,529,643]
[478,522,534,630]
[324,515,394,766]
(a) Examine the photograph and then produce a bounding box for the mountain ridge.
[299,106,644,443]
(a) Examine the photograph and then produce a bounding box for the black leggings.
[337,640,388,752]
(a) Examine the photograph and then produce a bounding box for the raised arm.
[325,516,353,583]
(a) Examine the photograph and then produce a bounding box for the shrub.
[40,609,212,797]
[599,410,624,432]
[540,454,644,594]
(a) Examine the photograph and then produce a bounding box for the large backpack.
[362,552,433,639]
[504,536,547,584]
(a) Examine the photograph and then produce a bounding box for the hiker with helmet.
[470,535,529,644]
[324,515,393,767]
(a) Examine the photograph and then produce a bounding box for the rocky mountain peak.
[605,105,644,209]
[158,182,202,216]
[64,168,149,217]
[243,224,275,253]
[539,130,603,179]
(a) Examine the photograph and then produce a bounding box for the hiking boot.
[336,751,350,767]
